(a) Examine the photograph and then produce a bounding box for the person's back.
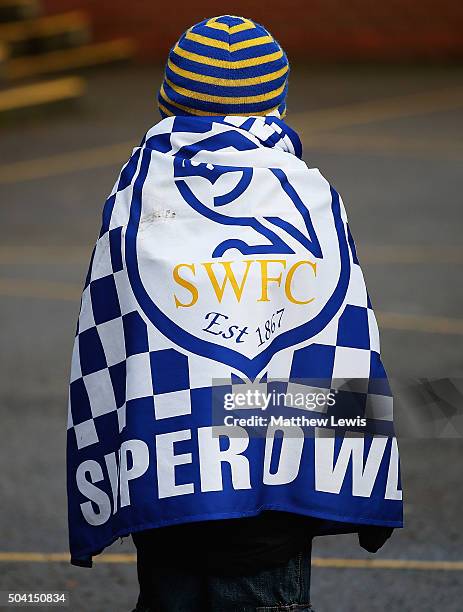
[66,16,403,612]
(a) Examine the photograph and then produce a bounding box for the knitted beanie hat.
[158,15,289,118]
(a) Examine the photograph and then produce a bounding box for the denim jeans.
[134,546,314,612]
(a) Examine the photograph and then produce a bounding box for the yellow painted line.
[0,552,462,571]
[0,552,135,563]
[0,278,80,301]
[312,557,463,571]
[1,85,461,184]
[291,86,463,133]
[0,553,71,562]
[377,311,463,336]
[0,246,90,264]
[0,77,85,113]
[6,38,135,80]
[0,132,458,187]
[0,141,134,184]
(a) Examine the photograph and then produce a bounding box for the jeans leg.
[207,545,313,612]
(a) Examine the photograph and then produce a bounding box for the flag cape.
[67,115,403,567]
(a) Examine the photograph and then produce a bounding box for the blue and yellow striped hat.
[158,15,289,118]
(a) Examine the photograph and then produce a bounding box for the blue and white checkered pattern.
[70,267,194,449]
[289,254,392,423]
[68,114,393,449]
[229,254,393,430]
[68,113,402,570]
[69,225,392,450]
[69,221,237,449]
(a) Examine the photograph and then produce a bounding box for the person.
[132,515,393,611]
[66,15,402,612]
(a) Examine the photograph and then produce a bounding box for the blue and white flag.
[67,115,403,566]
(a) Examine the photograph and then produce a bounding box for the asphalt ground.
[0,64,462,611]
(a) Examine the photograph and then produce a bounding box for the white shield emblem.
[125,151,351,378]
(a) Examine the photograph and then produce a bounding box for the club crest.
[125,150,351,378]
